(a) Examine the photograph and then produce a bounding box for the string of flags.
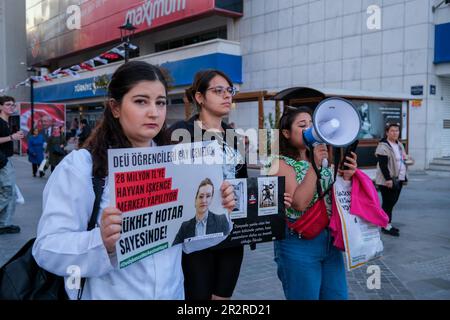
[0,42,138,94]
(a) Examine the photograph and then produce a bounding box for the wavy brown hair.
[84,61,169,177]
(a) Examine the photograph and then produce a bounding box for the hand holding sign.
[101,207,122,254]
[220,181,235,213]
[338,152,358,181]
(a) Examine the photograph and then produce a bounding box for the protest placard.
[216,176,286,249]
[109,141,228,268]
[333,176,384,271]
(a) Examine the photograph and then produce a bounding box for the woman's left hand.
[284,193,293,209]
[338,152,358,181]
[220,181,236,212]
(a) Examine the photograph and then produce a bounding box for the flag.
[62,69,80,78]
[101,52,120,61]
[80,63,95,71]
[84,59,96,68]
[51,68,62,76]
[111,47,125,58]
[94,56,108,65]
[70,65,82,72]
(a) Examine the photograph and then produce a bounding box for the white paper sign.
[333,176,384,271]
[108,141,229,268]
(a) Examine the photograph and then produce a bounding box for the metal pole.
[30,77,34,132]
[124,41,129,63]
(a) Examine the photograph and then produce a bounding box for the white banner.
[333,176,384,271]
[108,141,231,268]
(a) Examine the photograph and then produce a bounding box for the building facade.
[0,0,28,102]
[26,0,450,170]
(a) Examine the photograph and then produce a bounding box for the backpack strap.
[77,176,106,300]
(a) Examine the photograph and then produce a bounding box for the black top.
[0,118,13,157]
[169,114,248,179]
[78,125,92,145]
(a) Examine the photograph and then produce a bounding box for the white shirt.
[32,149,184,300]
[388,141,406,181]
[195,212,208,237]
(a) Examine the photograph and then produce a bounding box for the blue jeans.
[274,227,348,300]
[0,160,17,227]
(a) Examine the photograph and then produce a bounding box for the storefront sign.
[410,100,422,107]
[411,85,424,96]
[430,85,436,95]
[27,0,242,64]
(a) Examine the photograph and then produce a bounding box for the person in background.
[0,96,24,235]
[46,125,67,172]
[375,122,410,237]
[78,119,91,148]
[27,128,45,177]
[70,118,79,138]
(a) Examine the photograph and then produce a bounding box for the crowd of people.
[0,61,412,300]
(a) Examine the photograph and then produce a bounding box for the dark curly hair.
[278,106,313,160]
[84,61,169,177]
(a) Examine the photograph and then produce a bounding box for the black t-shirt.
[169,114,248,179]
[0,118,13,157]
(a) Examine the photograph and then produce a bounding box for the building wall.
[0,0,28,102]
[229,0,450,170]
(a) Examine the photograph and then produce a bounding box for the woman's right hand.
[385,180,393,189]
[313,144,328,168]
[100,207,122,254]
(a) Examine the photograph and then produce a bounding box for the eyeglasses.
[206,86,238,97]
[2,102,16,108]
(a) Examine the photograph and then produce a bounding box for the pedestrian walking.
[46,125,66,172]
[375,122,412,236]
[0,96,24,235]
[27,128,45,177]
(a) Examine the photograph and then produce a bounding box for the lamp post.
[118,19,137,63]
[26,67,38,132]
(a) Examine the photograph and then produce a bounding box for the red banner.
[27,0,222,64]
[20,103,66,154]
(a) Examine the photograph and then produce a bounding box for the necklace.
[197,117,224,133]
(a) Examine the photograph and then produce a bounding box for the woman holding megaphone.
[268,106,358,300]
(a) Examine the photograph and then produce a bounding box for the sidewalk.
[1,156,450,300]
[233,169,450,300]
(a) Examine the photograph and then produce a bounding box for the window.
[215,0,243,14]
[351,100,402,140]
[155,27,227,52]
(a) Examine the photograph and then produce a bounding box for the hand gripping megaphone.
[302,97,361,168]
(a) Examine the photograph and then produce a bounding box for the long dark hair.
[185,69,233,112]
[85,61,169,177]
[278,106,313,160]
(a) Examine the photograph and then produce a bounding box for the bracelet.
[10,135,13,141]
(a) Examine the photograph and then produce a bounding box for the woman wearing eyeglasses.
[169,69,247,300]
[375,123,412,237]
[268,106,358,300]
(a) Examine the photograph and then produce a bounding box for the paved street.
[1,156,450,300]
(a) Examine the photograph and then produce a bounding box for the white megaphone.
[303,97,361,168]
